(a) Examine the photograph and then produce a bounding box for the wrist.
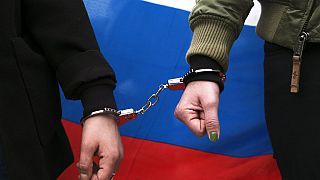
[183,68,226,92]
[184,55,225,92]
[186,55,226,92]
[81,107,120,124]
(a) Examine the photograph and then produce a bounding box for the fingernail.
[209,132,218,142]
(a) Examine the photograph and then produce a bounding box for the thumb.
[204,107,220,142]
[202,97,220,142]
[78,127,97,180]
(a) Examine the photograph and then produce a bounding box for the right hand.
[174,81,221,142]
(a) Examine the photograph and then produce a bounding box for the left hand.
[77,114,123,180]
[174,81,221,141]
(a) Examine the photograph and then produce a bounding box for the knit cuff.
[186,16,237,72]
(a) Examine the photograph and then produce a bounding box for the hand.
[78,114,123,180]
[174,81,220,142]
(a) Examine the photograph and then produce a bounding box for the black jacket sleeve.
[23,0,117,110]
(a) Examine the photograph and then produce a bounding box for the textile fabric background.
[59,0,281,179]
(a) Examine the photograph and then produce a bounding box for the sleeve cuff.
[81,84,117,117]
[186,16,237,72]
[56,50,116,100]
[186,55,225,92]
[189,55,223,71]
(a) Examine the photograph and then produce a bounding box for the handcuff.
[81,69,226,126]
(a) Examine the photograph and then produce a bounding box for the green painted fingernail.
[210,132,218,142]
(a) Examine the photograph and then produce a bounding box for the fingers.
[174,88,206,137]
[93,142,123,180]
[79,115,124,180]
[97,153,122,179]
[78,137,97,180]
[175,105,206,137]
[202,101,220,142]
[175,81,221,141]
[198,83,220,142]
[87,145,123,180]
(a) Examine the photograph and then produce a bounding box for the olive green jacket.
[186,0,320,72]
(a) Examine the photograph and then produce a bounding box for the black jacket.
[0,0,117,179]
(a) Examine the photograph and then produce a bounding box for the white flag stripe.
[143,0,261,26]
[143,0,195,12]
[244,1,261,26]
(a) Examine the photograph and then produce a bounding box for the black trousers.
[264,42,320,180]
[0,144,8,179]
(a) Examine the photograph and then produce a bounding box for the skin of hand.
[77,114,123,180]
[174,81,221,142]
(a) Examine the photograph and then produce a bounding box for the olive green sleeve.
[186,0,254,72]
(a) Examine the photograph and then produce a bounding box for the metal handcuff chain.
[136,84,167,115]
[117,69,225,126]
[117,79,183,126]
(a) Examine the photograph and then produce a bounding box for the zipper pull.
[290,32,309,93]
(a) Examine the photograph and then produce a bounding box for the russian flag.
[58,0,281,179]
